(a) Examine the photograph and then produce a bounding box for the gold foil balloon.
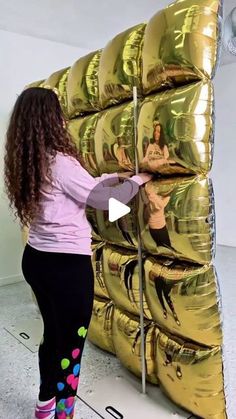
[68,114,100,176]
[103,246,152,319]
[85,207,101,242]
[156,331,226,418]
[95,200,138,249]
[67,50,102,118]
[99,24,146,108]
[144,257,222,346]
[87,297,115,354]
[138,80,214,175]
[91,242,109,299]
[94,101,135,174]
[142,0,222,95]
[139,176,215,264]
[113,307,158,384]
[24,80,45,89]
[43,67,70,117]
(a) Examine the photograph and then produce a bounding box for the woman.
[141,122,175,171]
[144,182,171,248]
[4,87,152,419]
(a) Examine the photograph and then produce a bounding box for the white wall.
[0,30,89,287]
[212,62,236,247]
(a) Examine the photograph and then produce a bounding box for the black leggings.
[22,244,94,418]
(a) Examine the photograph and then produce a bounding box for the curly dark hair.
[4,87,81,227]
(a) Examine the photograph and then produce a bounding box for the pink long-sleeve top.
[28,152,144,255]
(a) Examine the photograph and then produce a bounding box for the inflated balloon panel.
[142,0,222,95]
[68,114,100,177]
[138,80,214,175]
[139,175,215,264]
[85,206,101,242]
[43,67,70,117]
[99,24,146,109]
[91,242,109,299]
[156,331,226,418]
[103,245,152,320]
[67,50,102,118]
[87,297,115,354]
[94,101,135,174]
[113,307,158,385]
[144,257,222,346]
[95,200,138,249]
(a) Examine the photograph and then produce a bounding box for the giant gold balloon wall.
[25,0,226,417]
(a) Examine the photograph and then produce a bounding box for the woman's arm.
[56,156,148,210]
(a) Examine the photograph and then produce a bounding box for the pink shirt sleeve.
[55,155,144,210]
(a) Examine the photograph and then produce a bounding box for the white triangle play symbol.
[108,198,130,222]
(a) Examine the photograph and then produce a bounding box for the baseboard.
[0,274,24,287]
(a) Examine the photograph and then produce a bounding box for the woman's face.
[154,124,161,143]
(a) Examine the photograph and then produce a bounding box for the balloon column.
[25,0,226,417]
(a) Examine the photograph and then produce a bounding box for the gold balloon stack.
[26,0,226,417]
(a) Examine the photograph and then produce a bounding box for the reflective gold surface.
[43,67,70,117]
[144,257,222,346]
[67,50,102,118]
[142,0,222,95]
[85,207,101,242]
[138,81,214,175]
[156,331,226,418]
[99,24,146,108]
[68,114,100,176]
[103,246,152,319]
[113,307,158,384]
[87,297,115,354]
[91,241,109,299]
[94,101,135,174]
[95,199,138,249]
[139,176,215,264]
[24,80,45,89]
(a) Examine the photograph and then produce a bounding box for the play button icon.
[108,198,131,222]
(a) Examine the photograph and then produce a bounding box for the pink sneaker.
[35,397,56,419]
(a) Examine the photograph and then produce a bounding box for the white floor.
[0,245,235,419]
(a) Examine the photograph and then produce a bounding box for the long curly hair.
[4,87,81,227]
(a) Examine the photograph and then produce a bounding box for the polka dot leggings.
[22,244,94,419]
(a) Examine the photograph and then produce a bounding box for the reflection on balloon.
[138,81,214,175]
[91,241,109,299]
[87,297,115,354]
[144,257,222,346]
[156,331,225,418]
[113,307,158,385]
[103,245,152,319]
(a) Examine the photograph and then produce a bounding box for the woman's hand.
[137,172,153,183]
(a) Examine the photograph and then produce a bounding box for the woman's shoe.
[35,397,56,419]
